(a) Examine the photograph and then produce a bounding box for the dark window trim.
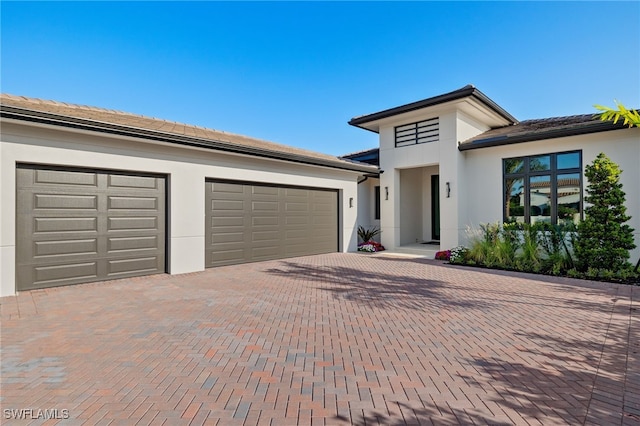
[503,150,582,225]
[374,186,381,220]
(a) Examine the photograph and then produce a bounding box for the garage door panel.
[285,202,309,212]
[17,165,166,291]
[108,236,159,252]
[107,196,158,210]
[108,217,158,231]
[211,216,245,227]
[252,216,279,226]
[34,169,98,187]
[107,256,160,275]
[35,194,98,210]
[211,232,245,244]
[35,217,98,233]
[206,180,337,267]
[252,185,278,195]
[208,248,246,266]
[284,188,309,197]
[211,182,244,193]
[252,230,280,242]
[252,201,279,211]
[34,262,99,285]
[312,202,334,212]
[212,200,245,211]
[34,239,99,257]
[107,174,159,189]
[285,216,309,225]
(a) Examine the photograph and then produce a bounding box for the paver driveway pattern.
[1,253,638,425]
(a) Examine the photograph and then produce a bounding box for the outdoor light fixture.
[385,186,389,200]
[349,197,353,208]
[446,182,451,198]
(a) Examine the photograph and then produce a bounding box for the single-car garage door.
[205,180,338,267]
[16,165,166,291]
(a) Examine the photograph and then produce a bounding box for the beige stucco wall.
[462,127,640,262]
[0,120,362,297]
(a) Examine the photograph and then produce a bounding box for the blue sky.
[2,1,639,156]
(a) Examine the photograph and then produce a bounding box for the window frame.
[374,186,381,220]
[503,150,582,225]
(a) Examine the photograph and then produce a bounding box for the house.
[1,86,638,296]
[0,94,377,296]
[346,85,640,264]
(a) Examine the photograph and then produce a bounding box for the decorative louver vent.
[395,117,439,147]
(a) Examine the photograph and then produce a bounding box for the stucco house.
[345,85,640,264]
[0,94,377,296]
[1,86,639,296]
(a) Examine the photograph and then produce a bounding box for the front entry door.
[431,175,440,241]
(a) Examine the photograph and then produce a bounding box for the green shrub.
[357,226,381,243]
[516,224,542,272]
[537,223,575,275]
[455,217,638,284]
[468,223,500,265]
[567,268,583,279]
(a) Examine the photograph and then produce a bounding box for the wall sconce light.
[446,182,451,198]
[349,197,353,208]
[385,186,389,200]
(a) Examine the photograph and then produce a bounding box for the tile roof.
[0,94,378,173]
[459,113,629,151]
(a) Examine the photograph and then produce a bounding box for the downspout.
[358,171,382,184]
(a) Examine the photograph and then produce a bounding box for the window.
[395,117,439,147]
[374,186,381,220]
[503,151,581,225]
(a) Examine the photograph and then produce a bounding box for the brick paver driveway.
[1,253,638,425]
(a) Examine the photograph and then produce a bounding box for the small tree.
[575,153,636,271]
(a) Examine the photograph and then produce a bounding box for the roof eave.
[348,86,517,129]
[1,105,378,174]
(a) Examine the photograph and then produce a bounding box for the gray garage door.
[205,180,338,267]
[16,165,166,291]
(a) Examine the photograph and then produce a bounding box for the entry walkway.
[1,253,638,425]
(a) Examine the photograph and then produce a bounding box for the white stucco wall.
[377,111,449,249]
[462,127,640,262]
[0,120,363,297]
[377,109,489,250]
[399,168,424,245]
[355,177,380,242]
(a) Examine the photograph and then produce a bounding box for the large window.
[504,151,582,225]
[395,117,439,147]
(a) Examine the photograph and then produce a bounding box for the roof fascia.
[348,86,517,133]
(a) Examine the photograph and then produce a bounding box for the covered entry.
[16,165,166,291]
[205,180,338,267]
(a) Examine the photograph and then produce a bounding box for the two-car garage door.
[15,167,339,291]
[16,165,166,291]
[205,180,338,267]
